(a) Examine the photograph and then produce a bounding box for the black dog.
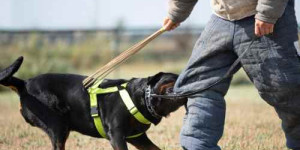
[0,57,187,150]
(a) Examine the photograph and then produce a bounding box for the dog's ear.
[147,72,165,86]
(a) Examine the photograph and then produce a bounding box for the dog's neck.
[127,78,162,125]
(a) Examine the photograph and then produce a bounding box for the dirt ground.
[0,84,289,150]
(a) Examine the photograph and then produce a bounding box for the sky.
[0,0,299,30]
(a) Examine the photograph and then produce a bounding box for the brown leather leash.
[83,28,166,88]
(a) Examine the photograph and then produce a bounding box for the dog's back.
[25,73,105,137]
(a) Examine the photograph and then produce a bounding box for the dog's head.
[147,72,187,118]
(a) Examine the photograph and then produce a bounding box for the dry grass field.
[0,55,295,150]
[0,28,298,150]
[0,84,289,150]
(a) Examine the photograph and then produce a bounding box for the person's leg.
[174,15,238,150]
[275,108,300,150]
[234,0,300,149]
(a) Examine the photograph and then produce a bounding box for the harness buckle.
[91,106,98,117]
[129,107,138,116]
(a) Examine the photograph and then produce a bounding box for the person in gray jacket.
[163,0,299,150]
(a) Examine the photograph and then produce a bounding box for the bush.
[0,32,111,80]
[0,32,112,91]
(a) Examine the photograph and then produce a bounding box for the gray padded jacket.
[168,0,290,24]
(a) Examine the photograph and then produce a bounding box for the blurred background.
[0,0,299,150]
[0,0,212,81]
[1,0,298,81]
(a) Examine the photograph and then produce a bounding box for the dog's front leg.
[127,133,160,150]
[107,129,128,150]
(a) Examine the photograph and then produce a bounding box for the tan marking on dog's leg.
[19,102,22,111]
[8,86,18,93]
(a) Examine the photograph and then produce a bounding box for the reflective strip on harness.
[119,90,151,125]
[88,79,150,139]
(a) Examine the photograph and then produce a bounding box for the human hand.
[255,19,274,37]
[163,18,180,31]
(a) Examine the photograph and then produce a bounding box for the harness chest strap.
[119,89,151,125]
[89,91,106,138]
[88,79,150,139]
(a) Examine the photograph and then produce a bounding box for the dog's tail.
[0,56,25,92]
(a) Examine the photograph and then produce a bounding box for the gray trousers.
[174,0,300,149]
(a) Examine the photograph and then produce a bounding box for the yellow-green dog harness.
[88,79,151,138]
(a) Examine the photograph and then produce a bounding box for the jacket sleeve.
[168,0,198,23]
[255,0,289,24]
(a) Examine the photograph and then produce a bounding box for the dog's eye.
[166,87,173,94]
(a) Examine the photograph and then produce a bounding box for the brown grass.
[0,84,289,150]
[0,31,298,150]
